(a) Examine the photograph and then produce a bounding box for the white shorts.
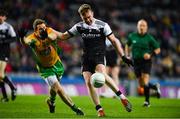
[45,75,60,87]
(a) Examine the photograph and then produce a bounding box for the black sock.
[95,105,102,111]
[144,84,150,103]
[0,82,8,98]
[115,90,122,96]
[148,83,157,90]
[3,76,16,90]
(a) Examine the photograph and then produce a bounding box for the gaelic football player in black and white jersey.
[47,4,133,117]
[0,9,17,102]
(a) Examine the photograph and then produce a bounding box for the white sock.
[120,94,126,99]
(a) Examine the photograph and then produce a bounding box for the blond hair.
[33,19,46,30]
[78,4,92,15]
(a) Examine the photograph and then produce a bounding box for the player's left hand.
[143,53,151,60]
[122,56,134,66]
[39,28,48,40]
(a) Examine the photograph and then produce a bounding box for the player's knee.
[51,88,57,93]
[51,84,58,92]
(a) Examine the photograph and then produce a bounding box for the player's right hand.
[18,28,28,39]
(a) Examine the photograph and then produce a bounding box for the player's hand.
[39,28,48,40]
[18,28,28,39]
[143,53,151,60]
[48,33,57,41]
[122,56,134,66]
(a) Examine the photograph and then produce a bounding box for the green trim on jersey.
[127,32,160,59]
[37,60,64,79]
[51,40,62,55]
[28,39,42,66]
[28,39,62,67]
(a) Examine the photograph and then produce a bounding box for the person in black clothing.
[0,9,17,102]
[46,4,133,117]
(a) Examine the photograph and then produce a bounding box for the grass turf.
[0,95,180,118]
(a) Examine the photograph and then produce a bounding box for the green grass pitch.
[0,95,180,118]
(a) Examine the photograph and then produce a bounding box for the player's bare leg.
[0,61,9,102]
[111,66,120,86]
[83,72,100,105]
[83,71,105,117]
[54,82,84,115]
[96,64,132,112]
[101,66,120,98]
[46,76,84,115]
[47,88,56,113]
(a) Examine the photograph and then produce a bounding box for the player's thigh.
[53,81,64,93]
[95,64,106,73]
[95,54,106,73]
[96,64,112,83]
[45,75,59,88]
[142,59,152,75]
[0,61,7,79]
[82,71,92,85]
[111,66,120,76]
[82,55,96,73]
[106,66,111,74]
[134,65,142,78]
[141,60,151,84]
[133,59,144,77]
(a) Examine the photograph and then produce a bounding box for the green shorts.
[37,60,64,79]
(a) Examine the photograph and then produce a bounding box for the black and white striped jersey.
[68,18,112,56]
[0,21,16,61]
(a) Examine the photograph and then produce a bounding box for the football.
[90,72,105,88]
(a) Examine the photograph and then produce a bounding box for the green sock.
[50,90,56,104]
[71,104,78,112]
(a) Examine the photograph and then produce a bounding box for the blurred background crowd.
[1,0,180,79]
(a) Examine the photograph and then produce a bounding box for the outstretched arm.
[49,28,72,41]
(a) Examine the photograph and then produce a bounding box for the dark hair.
[33,19,46,30]
[0,9,8,16]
